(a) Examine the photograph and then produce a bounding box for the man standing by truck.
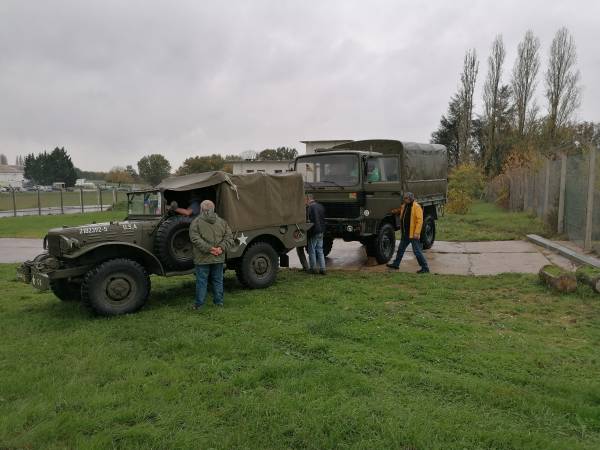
[189,200,234,308]
[306,194,327,275]
[386,192,430,273]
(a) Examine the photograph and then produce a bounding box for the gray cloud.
[0,0,598,170]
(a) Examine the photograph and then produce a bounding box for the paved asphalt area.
[0,237,575,275]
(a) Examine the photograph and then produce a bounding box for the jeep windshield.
[294,154,359,187]
[127,191,162,216]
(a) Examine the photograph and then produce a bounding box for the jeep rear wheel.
[50,279,81,302]
[420,215,436,249]
[82,259,150,316]
[155,216,194,271]
[238,242,279,289]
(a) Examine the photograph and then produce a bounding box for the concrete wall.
[0,167,25,188]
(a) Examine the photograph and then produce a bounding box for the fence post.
[37,189,41,216]
[584,146,596,250]
[60,188,64,214]
[80,187,84,213]
[112,187,117,207]
[11,187,17,217]
[99,188,103,212]
[543,158,550,219]
[557,152,567,234]
[523,170,529,212]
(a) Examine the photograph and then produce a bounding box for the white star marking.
[236,232,248,246]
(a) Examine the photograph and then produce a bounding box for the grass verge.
[1,265,599,449]
[437,201,550,241]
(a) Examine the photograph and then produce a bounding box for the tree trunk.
[575,266,600,293]
[538,265,577,293]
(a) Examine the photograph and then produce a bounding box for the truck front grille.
[46,235,62,256]
[322,203,360,219]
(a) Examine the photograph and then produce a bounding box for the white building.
[0,165,25,188]
[231,160,294,175]
[300,139,354,155]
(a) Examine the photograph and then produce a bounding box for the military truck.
[18,171,310,316]
[294,139,447,264]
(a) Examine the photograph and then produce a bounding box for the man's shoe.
[417,268,430,274]
[386,264,399,270]
[191,304,203,310]
[214,303,224,308]
[319,270,327,275]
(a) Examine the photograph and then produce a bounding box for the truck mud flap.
[295,247,309,271]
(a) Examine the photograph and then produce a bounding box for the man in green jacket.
[189,200,234,308]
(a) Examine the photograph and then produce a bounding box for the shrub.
[448,164,485,199]
[446,188,473,214]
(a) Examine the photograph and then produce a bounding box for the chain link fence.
[0,187,129,218]
[487,144,599,252]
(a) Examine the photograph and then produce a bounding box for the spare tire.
[154,216,194,271]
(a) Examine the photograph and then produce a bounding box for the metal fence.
[0,187,129,218]
[487,144,599,252]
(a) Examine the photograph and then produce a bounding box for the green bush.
[446,188,473,214]
[448,164,485,199]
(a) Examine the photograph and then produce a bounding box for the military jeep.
[19,171,310,316]
[294,139,447,263]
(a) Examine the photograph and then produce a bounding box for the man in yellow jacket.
[386,192,430,273]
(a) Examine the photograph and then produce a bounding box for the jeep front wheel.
[238,242,279,289]
[82,259,151,316]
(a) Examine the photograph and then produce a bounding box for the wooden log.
[538,265,577,293]
[575,265,600,293]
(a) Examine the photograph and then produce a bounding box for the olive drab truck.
[18,172,311,316]
[294,139,447,263]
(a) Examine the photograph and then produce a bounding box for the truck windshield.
[128,191,162,216]
[295,154,359,187]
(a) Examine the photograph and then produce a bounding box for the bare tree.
[545,27,581,139]
[511,30,540,136]
[482,35,506,172]
[458,48,479,163]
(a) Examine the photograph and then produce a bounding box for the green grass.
[0,211,126,238]
[1,265,599,449]
[437,201,550,241]
[0,190,128,212]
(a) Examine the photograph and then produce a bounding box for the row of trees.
[432,27,583,176]
[23,148,78,186]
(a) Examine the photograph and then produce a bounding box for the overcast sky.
[1,0,598,171]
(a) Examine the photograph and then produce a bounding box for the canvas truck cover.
[332,139,448,199]
[157,171,306,231]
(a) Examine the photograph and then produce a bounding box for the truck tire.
[323,236,333,257]
[50,279,81,302]
[420,215,436,249]
[82,258,150,316]
[154,216,194,271]
[238,242,279,289]
[372,222,396,264]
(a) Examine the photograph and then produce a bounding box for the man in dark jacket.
[306,194,327,275]
[189,200,234,308]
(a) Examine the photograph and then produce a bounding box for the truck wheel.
[323,236,333,257]
[420,215,436,249]
[50,279,81,302]
[238,242,279,289]
[373,223,396,264]
[154,216,194,271]
[82,259,150,316]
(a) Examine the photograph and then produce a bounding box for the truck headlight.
[363,209,370,217]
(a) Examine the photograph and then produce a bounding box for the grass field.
[437,201,549,241]
[0,190,128,212]
[1,265,599,449]
[0,211,126,238]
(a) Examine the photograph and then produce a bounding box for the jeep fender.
[63,242,165,275]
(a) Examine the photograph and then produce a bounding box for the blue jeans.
[391,238,429,270]
[307,232,326,271]
[195,263,224,306]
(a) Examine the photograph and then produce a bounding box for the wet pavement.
[288,239,576,275]
[0,237,576,275]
